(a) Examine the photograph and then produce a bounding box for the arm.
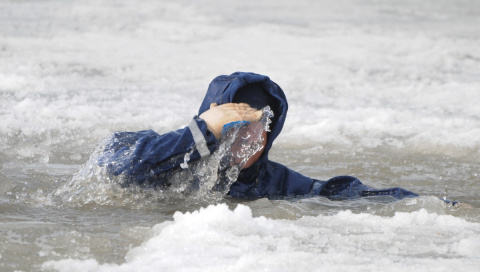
[310,176,461,205]
[98,116,218,187]
[310,176,419,200]
[98,103,262,187]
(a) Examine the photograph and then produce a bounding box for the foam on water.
[1,0,479,161]
[43,203,480,272]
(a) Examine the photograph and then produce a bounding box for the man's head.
[228,122,268,169]
[233,84,278,125]
[198,72,289,168]
[232,84,276,169]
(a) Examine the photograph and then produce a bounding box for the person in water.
[100,72,419,200]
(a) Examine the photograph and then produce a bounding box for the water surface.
[1,0,480,271]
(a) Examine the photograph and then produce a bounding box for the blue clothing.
[97,117,218,188]
[99,72,419,200]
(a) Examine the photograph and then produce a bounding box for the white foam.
[42,204,480,272]
[1,0,480,161]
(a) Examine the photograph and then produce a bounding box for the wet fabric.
[201,72,419,199]
[96,117,218,188]
[99,72,419,200]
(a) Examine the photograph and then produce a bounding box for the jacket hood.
[198,72,288,158]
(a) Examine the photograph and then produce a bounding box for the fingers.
[221,103,257,112]
[199,102,264,140]
[243,109,263,123]
[220,103,262,122]
[253,109,263,121]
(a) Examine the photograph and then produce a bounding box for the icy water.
[1,0,480,271]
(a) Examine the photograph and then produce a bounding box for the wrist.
[199,116,222,140]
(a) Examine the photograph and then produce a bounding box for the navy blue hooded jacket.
[99,72,418,200]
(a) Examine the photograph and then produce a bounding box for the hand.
[199,103,262,139]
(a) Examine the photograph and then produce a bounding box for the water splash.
[212,106,273,192]
[165,106,273,200]
[54,107,274,207]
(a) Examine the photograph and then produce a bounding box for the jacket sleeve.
[228,161,316,198]
[310,176,461,205]
[97,116,218,186]
[309,176,419,200]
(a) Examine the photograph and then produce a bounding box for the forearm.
[100,116,219,185]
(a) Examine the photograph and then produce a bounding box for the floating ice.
[42,203,480,272]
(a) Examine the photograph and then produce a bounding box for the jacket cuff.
[309,180,324,195]
[188,116,218,157]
